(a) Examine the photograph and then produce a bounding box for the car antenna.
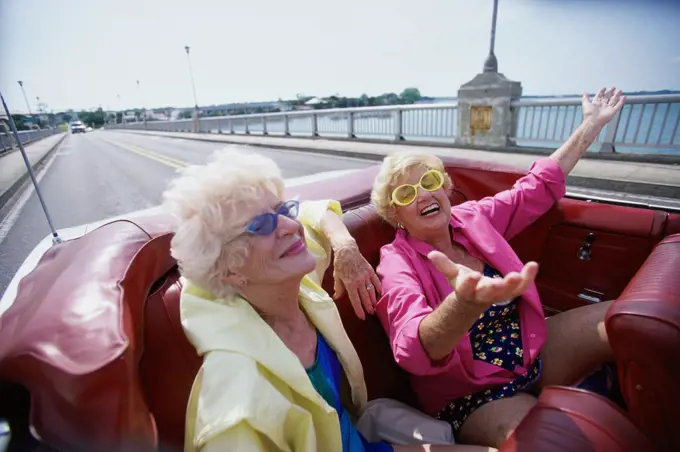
[0,91,62,245]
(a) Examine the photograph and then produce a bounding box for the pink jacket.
[375,158,567,416]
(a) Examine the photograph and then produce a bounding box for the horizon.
[2,0,679,113]
[53,88,680,115]
[6,88,680,116]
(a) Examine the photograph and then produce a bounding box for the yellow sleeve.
[297,199,342,233]
[200,423,277,452]
[187,352,319,452]
[297,200,342,285]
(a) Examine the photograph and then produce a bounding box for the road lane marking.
[100,138,189,169]
[0,136,67,247]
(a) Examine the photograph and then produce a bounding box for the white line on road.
[0,138,64,247]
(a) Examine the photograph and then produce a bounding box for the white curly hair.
[162,146,285,297]
[370,151,453,227]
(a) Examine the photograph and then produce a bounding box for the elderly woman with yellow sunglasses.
[369,88,626,448]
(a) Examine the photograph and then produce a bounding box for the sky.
[1,0,678,113]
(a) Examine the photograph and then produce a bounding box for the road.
[0,131,374,297]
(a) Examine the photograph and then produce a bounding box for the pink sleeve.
[375,246,457,377]
[470,158,566,240]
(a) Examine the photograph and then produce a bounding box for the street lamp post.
[136,80,147,128]
[17,81,32,116]
[36,96,45,128]
[483,0,499,73]
[117,94,122,124]
[184,45,200,132]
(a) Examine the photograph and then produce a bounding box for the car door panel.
[510,198,667,314]
[536,224,652,312]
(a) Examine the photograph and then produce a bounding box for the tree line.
[178,87,426,119]
[7,87,425,129]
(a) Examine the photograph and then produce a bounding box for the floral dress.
[436,264,542,438]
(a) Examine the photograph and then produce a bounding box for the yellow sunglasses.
[391,169,445,206]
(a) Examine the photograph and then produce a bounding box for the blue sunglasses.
[243,199,300,236]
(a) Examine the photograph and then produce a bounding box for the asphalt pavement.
[0,131,374,297]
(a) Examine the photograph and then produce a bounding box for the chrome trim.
[565,190,680,213]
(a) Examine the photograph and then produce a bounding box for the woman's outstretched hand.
[332,243,382,320]
[582,87,626,128]
[428,251,538,308]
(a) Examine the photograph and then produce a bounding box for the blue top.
[306,331,393,452]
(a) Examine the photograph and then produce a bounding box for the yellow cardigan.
[181,200,368,452]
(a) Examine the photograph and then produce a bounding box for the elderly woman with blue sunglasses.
[163,148,491,452]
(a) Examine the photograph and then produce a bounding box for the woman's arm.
[320,207,357,251]
[419,291,488,361]
[376,250,461,374]
[466,87,625,241]
[420,251,538,360]
[468,158,566,241]
[320,208,381,320]
[549,87,625,175]
[296,199,380,320]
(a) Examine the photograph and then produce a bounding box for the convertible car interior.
[0,156,677,452]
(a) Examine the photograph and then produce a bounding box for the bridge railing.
[510,94,680,154]
[0,128,62,156]
[114,103,459,143]
[110,94,680,155]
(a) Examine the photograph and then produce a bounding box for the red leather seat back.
[606,233,680,452]
[0,220,167,452]
[139,272,202,451]
[500,386,653,452]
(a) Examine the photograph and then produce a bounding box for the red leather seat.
[139,272,201,451]
[606,233,680,452]
[0,219,173,452]
[500,386,653,452]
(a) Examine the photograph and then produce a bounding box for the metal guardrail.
[0,129,62,157]
[510,94,680,154]
[110,94,680,155]
[112,103,459,144]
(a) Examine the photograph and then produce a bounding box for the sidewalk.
[0,133,66,209]
[120,130,680,199]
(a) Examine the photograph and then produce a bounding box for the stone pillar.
[455,71,522,149]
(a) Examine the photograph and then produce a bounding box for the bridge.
[104,89,680,198]
[110,93,680,158]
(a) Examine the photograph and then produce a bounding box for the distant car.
[70,121,86,134]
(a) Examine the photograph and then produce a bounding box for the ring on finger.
[365,282,374,291]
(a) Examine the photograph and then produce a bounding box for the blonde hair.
[162,147,284,297]
[370,151,453,227]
